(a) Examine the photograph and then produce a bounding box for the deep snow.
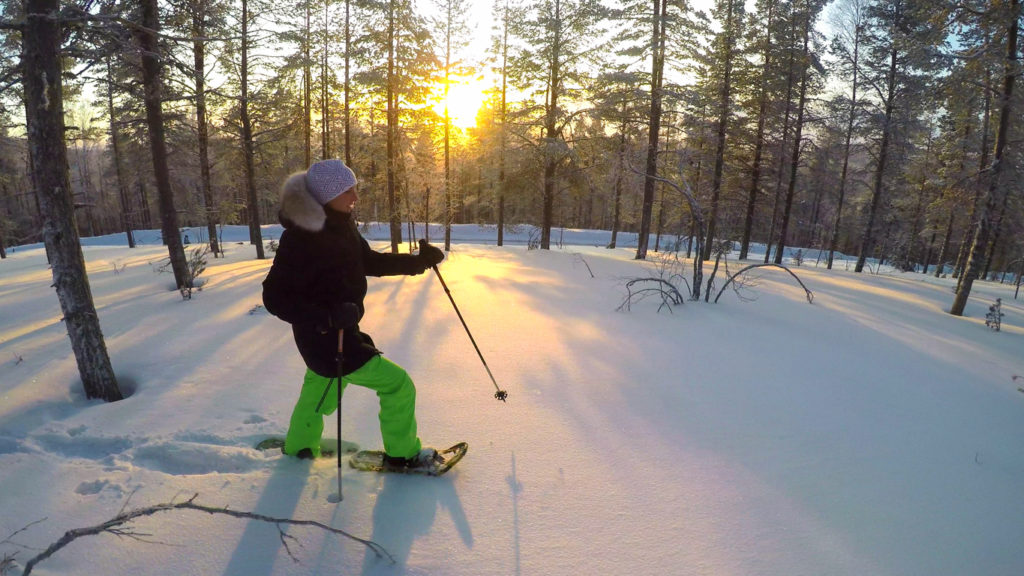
[1,224,1023,576]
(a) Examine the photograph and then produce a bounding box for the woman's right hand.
[418,239,445,268]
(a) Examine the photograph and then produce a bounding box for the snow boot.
[382,448,445,473]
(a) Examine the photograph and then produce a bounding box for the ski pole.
[335,330,344,502]
[427,261,508,402]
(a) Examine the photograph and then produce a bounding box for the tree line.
[0,0,1020,397]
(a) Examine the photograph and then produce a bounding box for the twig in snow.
[0,518,48,576]
[18,493,394,575]
[572,253,595,278]
[0,518,46,552]
[1,553,14,575]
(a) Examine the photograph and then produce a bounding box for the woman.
[262,159,446,471]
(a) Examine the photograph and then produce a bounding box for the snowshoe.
[349,442,468,476]
[255,437,358,458]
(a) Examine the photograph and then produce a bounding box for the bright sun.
[433,77,489,130]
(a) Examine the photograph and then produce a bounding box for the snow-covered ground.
[1,224,1022,576]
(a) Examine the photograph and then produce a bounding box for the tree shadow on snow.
[359,473,472,575]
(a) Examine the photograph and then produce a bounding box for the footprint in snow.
[0,435,22,455]
[131,442,266,475]
[31,432,134,460]
[74,479,127,498]
[75,479,109,495]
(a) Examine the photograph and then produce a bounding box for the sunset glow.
[433,76,489,130]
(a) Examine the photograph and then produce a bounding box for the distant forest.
[1,0,1021,276]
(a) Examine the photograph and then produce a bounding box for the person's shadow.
[222,459,311,576]
[360,474,473,574]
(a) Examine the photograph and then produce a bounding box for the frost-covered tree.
[951,0,1021,316]
[509,0,608,249]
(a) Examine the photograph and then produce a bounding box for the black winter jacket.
[262,173,427,378]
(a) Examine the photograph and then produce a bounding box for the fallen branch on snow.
[618,277,687,313]
[713,263,814,304]
[13,493,393,575]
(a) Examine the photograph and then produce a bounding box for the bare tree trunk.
[934,208,955,277]
[137,0,191,286]
[951,0,1019,315]
[609,123,626,249]
[386,0,401,252]
[905,178,928,269]
[703,0,737,261]
[740,0,776,261]
[106,59,135,249]
[636,0,667,260]
[981,187,1010,278]
[540,0,563,251]
[344,0,352,167]
[955,70,993,282]
[497,0,509,247]
[321,0,331,159]
[424,185,431,242]
[654,187,665,252]
[192,1,220,257]
[0,185,7,257]
[764,36,796,265]
[828,19,863,269]
[304,1,312,167]
[774,3,812,265]
[443,0,453,251]
[854,42,898,273]
[240,0,265,259]
[24,0,122,401]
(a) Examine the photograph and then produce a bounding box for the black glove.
[419,239,445,268]
[328,301,361,330]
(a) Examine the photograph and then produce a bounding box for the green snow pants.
[284,355,422,459]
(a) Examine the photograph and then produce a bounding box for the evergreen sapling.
[985,298,1004,331]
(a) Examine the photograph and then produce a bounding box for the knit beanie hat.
[305,159,358,206]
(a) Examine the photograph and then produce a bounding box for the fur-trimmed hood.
[278,172,326,232]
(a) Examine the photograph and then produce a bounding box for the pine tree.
[22,0,123,401]
[488,0,518,246]
[434,0,472,251]
[104,57,135,249]
[353,0,435,251]
[825,0,868,269]
[239,0,265,258]
[136,0,195,285]
[951,0,1021,315]
[509,0,608,249]
[702,0,744,260]
[853,0,943,273]
[738,0,782,261]
[773,0,826,264]
[169,0,229,258]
